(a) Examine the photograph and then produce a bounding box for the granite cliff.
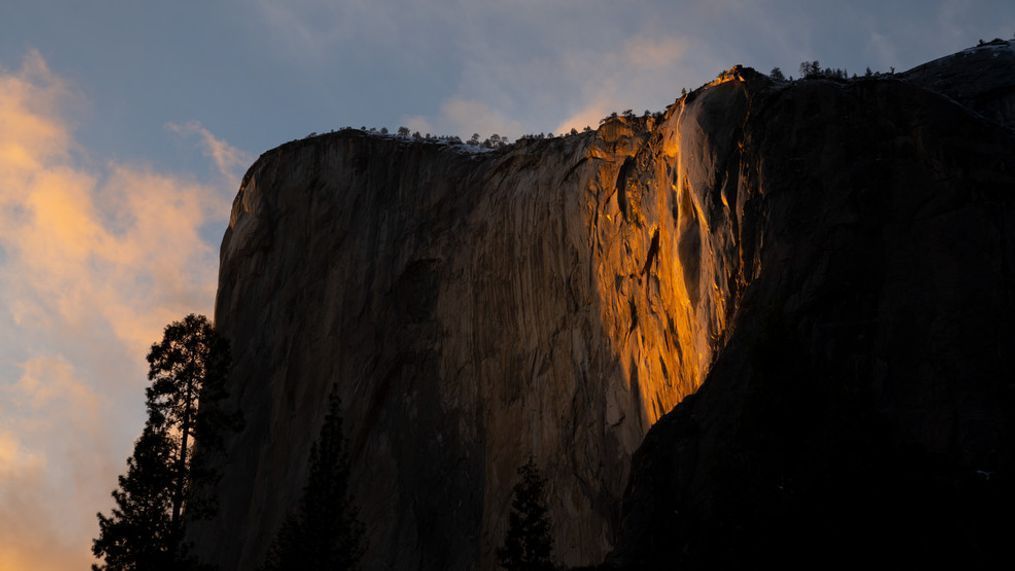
[190,41,1015,569]
[611,41,1015,567]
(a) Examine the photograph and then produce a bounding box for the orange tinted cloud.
[1,359,109,571]
[166,120,252,181]
[554,35,689,134]
[0,51,241,570]
[0,430,84,571]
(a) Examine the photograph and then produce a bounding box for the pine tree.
[497,458,555,571]
[93,420,177,571]
[145,313,237,524]
[262,385,364,570]
[769,67,786,81]
[93,314,238,570]
[799,60,820,78]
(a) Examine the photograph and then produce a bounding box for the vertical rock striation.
[191,98,743,569]
[612,50,1015,567]
[191,42,1015,569]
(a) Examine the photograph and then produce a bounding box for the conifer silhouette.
[93,314,238,570]
[93,419,178,571]
[145,314,238,524]
[497,458,555,571]
[262,385,364,570]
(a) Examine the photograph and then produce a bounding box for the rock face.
[610,49,1015,566]
[191,42,1015,569]
[903,38,1015,129]
[190,113,720,569]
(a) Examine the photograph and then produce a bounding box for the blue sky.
[6,0,1013,171]
[0,1,1013,568]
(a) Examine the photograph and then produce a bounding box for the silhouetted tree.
[799,60,820,78]
[769,67,786,81]
[262,386,364,570]
[497,458,555,571]
[94,314,237,570]
[145,314,237,524]
[397,126,410,137]
[481,133,504,148]
[93,420,179,571]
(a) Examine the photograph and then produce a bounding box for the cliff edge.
[190,42,1015,569]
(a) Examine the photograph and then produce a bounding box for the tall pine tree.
[497,458,556,571]
[262,385,364,570]
[92,418,177,571]
[93,314,239,570]
[144,313,238,523]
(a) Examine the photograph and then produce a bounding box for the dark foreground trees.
[262,385,364,570]
[497,458,556,571]
[93,314,239,571]
[93,419,179,570]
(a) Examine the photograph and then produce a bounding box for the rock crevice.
[190,42,1015,569]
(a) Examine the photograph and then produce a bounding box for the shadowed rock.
[611,47,1015,568]
[189,42,1015,569]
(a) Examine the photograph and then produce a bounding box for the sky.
[1,1,1013,568]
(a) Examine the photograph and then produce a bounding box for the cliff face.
[611,49,1015,566]
[191,42,1015,569]
[191,94,740,569]
[902,38,1015,129]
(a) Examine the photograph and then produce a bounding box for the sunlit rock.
[189,41,1015,569]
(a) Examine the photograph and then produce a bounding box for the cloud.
[439,99,525,138]
[0,51,239,569]
[0,429,83,571]
[11,355,101,417]
[404,30,697,139]
[401,114,435,136]
[252,1,709,139]
[0,358,110,571]
[553,35,692,134]
[622,36,689,69]
[166,120,253,181]
[0,431,44,479]
[554,98,615,135]
[254,0,424,65]
[402,98,525,140]
[0,50,72,173]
